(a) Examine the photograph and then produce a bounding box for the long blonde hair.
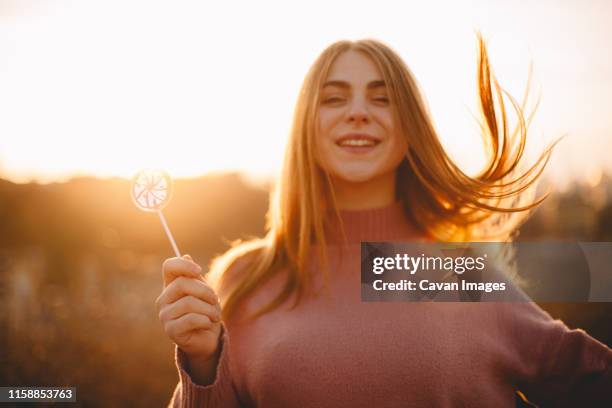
[208,33,557,322]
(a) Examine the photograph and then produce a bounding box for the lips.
[335,133,381,147]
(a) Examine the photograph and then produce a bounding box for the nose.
[346,97,370,124]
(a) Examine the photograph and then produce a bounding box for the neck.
[324,200,426,244]
[331,171,396,210]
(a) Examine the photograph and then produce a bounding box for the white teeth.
[338,139,377,147]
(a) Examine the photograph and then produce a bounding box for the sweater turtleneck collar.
[324,200,425,244]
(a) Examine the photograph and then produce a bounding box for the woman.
[156,35,611,407]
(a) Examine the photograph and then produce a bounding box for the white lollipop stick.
[158,209,181,257]
[131,169,182,257]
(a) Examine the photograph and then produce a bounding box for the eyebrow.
[322,80,387,90]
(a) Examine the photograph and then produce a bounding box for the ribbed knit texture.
[168,201,612,407]
[324,201,421,244]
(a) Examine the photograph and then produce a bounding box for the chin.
[329,164,384,184]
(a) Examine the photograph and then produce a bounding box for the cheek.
[315,109,339,166]
[317,109,338,135]
[374,108,395,132]
[375,110,405,156]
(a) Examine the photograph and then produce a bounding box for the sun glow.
[0,0,610,184]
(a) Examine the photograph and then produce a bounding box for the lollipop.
[131,169,181,257]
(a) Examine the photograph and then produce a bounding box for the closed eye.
[372,96,389,104]
[322,96,346,104]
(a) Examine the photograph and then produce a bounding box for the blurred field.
[0,172,611,407]
[0,173,268,407]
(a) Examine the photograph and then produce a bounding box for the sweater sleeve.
[513,303,612,407]
[168,322,242,408]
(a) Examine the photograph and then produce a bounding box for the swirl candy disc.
[131,169,173,212]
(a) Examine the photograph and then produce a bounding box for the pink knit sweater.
[169,202,612,407]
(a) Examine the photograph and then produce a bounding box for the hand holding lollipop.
[133,170,224,377]
[131,169,181,257]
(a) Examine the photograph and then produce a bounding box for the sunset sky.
[0,0,610,189]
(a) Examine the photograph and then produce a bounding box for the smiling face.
[316,50,407,185]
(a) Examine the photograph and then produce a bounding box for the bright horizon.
[0,0,610,191]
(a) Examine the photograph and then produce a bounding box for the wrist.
[192,323,223,358]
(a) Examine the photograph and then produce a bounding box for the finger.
[166,313,213,338]
[157,277,219,311]
[159,295,221,323]
[162,257,202,287]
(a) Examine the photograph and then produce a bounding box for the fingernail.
[193,264,202,273]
